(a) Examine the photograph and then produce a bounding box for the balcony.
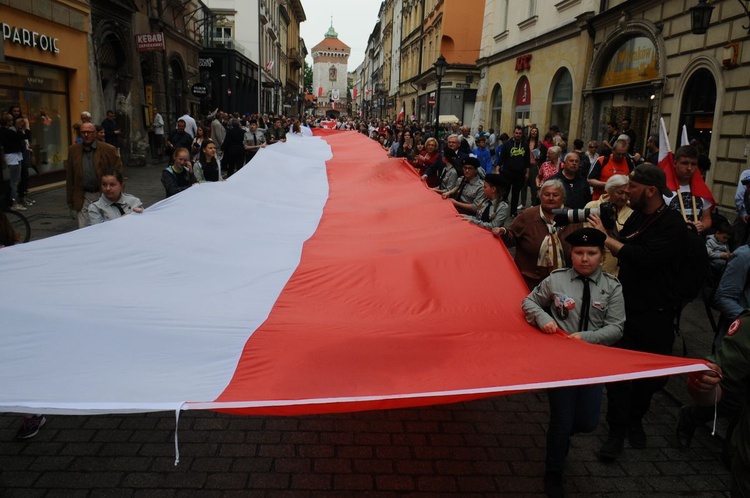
[289,47,303,69]
[259,4,268,25]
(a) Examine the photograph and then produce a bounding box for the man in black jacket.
[551,152,591,209]
[589,164,686,463]
[500,125,530,217]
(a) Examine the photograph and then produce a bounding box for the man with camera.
[551,152,591,209]
[588,164,686,463]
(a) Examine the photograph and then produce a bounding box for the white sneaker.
[11,203,27,211]
[517,204,524,210]
[23,198,35,206]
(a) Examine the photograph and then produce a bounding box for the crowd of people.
[2,106,750,498]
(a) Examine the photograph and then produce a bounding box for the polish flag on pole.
[681,124,690,146]
[397,102,405,123]
[658,117,714,203]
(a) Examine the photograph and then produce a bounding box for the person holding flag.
[397,102,405,124]
[657,118,715,233]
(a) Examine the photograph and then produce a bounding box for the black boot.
[598,435,624,462]
[544,471,566,498]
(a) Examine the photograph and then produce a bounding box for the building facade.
[1,0,91,184]
[412,0,484,125]
[586,0,750,210]
[473,0,598,141]
[311,25,350,118]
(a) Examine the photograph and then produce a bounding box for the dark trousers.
[732,453,750,497]
[19,150,30,201]
[605,307,677,436]
[505,169,526,216]
[520,163,539,206]
[546,384,603,473]
[223,151,245,177]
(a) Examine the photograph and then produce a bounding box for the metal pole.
[435,76,442,146]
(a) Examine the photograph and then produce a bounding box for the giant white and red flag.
[0,131,705,418]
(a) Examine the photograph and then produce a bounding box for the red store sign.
[515,53,532,71]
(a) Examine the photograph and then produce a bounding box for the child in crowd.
[88,167,143,225]
[473,135,492,175]
[706,223,733,273]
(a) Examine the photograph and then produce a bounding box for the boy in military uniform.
[688,311,750,497]
[523,227,625,498]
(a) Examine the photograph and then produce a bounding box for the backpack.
[676,223,709,304]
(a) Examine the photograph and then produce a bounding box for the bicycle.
[2,208,31,244]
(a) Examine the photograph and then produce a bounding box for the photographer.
[588,164,686,463]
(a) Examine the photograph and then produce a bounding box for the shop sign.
[599,36,658,88]
[199,58,215,68]
[2,23,60,54]
[191,83,208,97]
[136,33,165,52]
[455,83,470,89]
[515,77,531,106]
[515,54,532,71]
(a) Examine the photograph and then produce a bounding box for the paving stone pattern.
[0,161,732,496]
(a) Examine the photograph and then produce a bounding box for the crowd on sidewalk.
[3,105,750,498]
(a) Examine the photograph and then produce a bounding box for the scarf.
[536,206,565,276]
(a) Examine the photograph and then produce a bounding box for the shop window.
[550,69,572,139]
[0,61,69,177]
[490,84,502,132]
[680,69,716,154]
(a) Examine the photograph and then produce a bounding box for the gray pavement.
[0,162,731,496]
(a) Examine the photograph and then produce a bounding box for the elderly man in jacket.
[66,122,123,228]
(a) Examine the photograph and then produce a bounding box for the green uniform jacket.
[708,310,750,469]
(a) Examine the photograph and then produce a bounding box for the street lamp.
[433,55,448,143]
[690,0,714,34]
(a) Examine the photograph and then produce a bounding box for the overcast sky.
[299,0,383,70]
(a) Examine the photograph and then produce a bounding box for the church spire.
[325,18,338,38]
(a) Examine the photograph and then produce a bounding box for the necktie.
[253,134,257,146]
[111,203,126,215]
[481,203,492,222]
[577,276,591,332]
[454,178,467,200]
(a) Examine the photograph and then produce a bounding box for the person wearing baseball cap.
[588,162,688,463]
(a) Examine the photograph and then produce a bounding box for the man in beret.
[588,163,687,463]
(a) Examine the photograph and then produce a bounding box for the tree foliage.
[304,62,313,91]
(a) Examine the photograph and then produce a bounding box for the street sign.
[191,83,208,97]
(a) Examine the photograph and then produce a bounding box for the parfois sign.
[2,23,60,54]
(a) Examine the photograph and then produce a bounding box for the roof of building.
[312,23,350,53]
